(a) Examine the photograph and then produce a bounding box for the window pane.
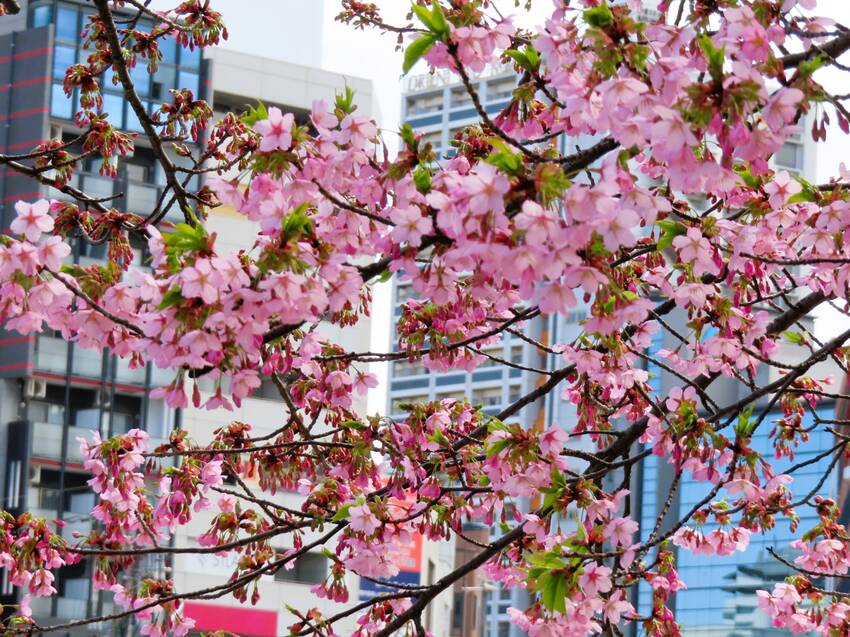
[775,142,801,170]
[159,37,178,65]
[130,62,150,96]
[180,44,201,69]
[178,70,200,96]
[152,65,176,100]
[101,92,124,129]
[56,4,79,41]
[274,552,327,584]
[125,101,148,133]
[51,83,72,119]
[31,4,52,28]
[53,45,75,80]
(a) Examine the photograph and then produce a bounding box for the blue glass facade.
[635,330,838,636]
[31,0,204,131]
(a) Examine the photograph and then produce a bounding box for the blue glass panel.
[159,38,178,65]
[391,378,429,391]
[125,102,148,133]
[405,113,442,127]
[56,4,79,41]
[178,70,200,96]
[449,107,478,121]
[435,374,465,387]
[181,45,201,68]
[53,45,75,79]
[130,62,150,96]
[31,4,52,27]
[50,83,72,119]
[152,65,176,100]
[472,369,503,382]
[101,92,124,129]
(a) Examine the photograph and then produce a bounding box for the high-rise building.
[397,64,555,637]
[0,1,204,629]
[629,126,841,636]
[0,4,446,636]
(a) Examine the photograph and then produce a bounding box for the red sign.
[184,602,278,637]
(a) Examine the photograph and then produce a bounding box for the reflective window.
[125,101,148,133]
[273,552,327,584]
[101,92,124,128]
[775,141,802,170]
[53,45,75,79]
[55,4,79,41]
[50,82,72,119]
[130,62,150,96]
[181,45,201,69]
[152,65,176,100]
[159,37,178,65]
[178,70,200,96]
[31,4,52,28]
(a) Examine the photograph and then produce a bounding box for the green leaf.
[735,405,756,438]
[506,45,540,73]
[486,439,511,458]
[583,3,613,28]
[787,176,819,204]
[540,573,567,613]
[798,53,825,80]
[281,202,313,240]
[485,138,523,174]
[404,33,438,74]
[412,2,449,39]
[241,101,268,126]
[536,164,571,206]
[413,165,432,193]
[783,330,806,345]
[332,504,352,522]
[427,427,450,447]
[157,287,184,310]
[656,219,687,250]
[335,84,357,115]
[400,123,417,150]
[697,34,725,82]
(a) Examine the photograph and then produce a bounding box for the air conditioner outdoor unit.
[23,377,47,400]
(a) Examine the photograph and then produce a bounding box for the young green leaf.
[403,33,438,75]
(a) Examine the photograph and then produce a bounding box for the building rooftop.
[206,48,377,119]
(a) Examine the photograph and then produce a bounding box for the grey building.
[0,1,201,630]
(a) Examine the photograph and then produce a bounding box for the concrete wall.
[207,47,376,119]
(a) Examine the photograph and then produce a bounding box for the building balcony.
[28,486,95,539]
[30,420,97,464]
[35,334,153,387]
[28,595,116,628]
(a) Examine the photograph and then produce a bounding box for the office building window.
[472,387,502,407]
[396,284,417,304]
[391,395,428,414]
[393,359,428,377]
[486,77,516,102]
[31,2,52,27]
[775,141,802,172]
[407,91,444,116]
[451,85,473,108]
[273,552,327,585]
[452,592,464,630]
